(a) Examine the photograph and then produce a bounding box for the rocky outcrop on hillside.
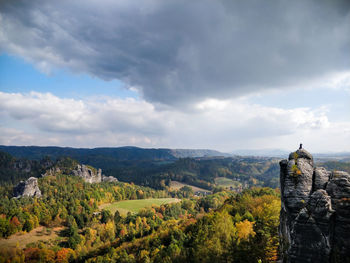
[72,164,102,183]
[71,164,118,183]
[42,167,61,177]
[279,147,350,262]
[13,177,41,198]
[102,175,118,182]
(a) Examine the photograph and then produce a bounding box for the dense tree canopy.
[0,152,281,263]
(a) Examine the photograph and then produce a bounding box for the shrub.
[291,164,301,177]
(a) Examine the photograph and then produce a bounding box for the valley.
[0,145,282,190]
[0,146,349,262]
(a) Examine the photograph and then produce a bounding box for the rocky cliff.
[71,164,118,183]
[13,177,42,198]
[279,148,350,262]
[72,164,102,183]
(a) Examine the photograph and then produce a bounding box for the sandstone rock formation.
[102,175,118,182]
[71,164,118,183]
[13,177,42,198]
[72,164,102,183]
[279,148,350,262]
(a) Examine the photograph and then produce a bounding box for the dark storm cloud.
[1,0,350,105]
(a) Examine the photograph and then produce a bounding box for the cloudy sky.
[0,0,350,153]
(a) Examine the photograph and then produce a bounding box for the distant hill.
[0,146,233,189]
[0,146,174,161]
[0,145,229,161]
[0,146,280,189]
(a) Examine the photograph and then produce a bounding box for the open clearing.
[99,198,180,216]
[215,177,241,188]
[170,181,210,193]
[0,226,64,249]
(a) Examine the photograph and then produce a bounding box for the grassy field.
[99,198,180,216]
[0,226,64,249]
[215,177,241,188]
[170,181,210,193]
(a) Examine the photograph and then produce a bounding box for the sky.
[0,0,350,153]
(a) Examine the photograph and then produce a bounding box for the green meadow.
[214,177,241,188]
[99,198,180,216]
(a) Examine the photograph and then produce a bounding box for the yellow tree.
[236,219,256,242]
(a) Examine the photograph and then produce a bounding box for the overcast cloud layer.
[1,0,350,106]
[0,91,349,152]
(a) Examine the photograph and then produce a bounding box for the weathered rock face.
[72,164,102,183]
[42,167,61,177]
[279,148,350,262]
[102,175,118,183]
[13,177,41,198]
[71,164,118,183]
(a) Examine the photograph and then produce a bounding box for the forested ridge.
[0,151,281,262]
[0,148,281,190]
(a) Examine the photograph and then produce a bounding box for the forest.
[0,151,281,262]
[2,149,349,262]
[0,147,281,190]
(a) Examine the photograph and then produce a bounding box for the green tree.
[101,210,112,224]
[114,210,122,225]
[67,216,81,249]
[23,219,34,232]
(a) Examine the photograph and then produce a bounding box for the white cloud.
[0,91,348,152]
[0,127,34,145]
[0,91,166,135]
